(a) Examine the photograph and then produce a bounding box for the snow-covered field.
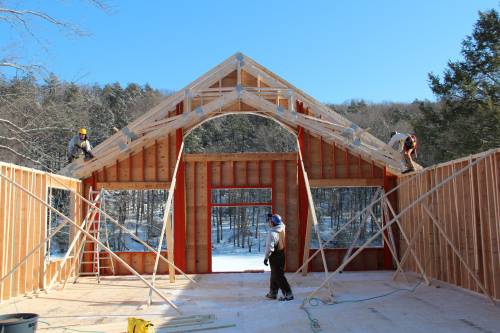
[212,253,270,272]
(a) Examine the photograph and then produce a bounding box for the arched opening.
[184,113,297,272]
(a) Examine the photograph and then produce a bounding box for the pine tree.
[414,9,500,164]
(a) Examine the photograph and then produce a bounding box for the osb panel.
[241,70,258,87]
[310,248,385,272]
[278,98,289,110]
[285,160,299,270]
[221,70,237,87]
[86,134,178,186]
[302,131,384,181]
[185,161,196,274]
[260,161,272,186]
[247,161,259,186]
[195,162,208,273]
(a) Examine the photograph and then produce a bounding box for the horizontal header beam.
[309,178,384,188]
[96,181,170,190]
[184,152,297,162]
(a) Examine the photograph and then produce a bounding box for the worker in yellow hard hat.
[67,128,95,163]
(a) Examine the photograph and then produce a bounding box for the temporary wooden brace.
[0,215,70,285]
[45,190,101,292]
[383,198,431,285]
[370,199,408,283]
[45,173,196,285]
[298,143,475,277]
[148,142,184,305]
[303,150,496,304]
[297,142,331,296]
[421,204,496,304]
[390,202,426,281]
[291,188,408,284]
[340,189,382,269]
[294,166,431,276]
[0,171,182,314]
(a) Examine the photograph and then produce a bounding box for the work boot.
[265,292,277,300]
[279,293,294,301]
[402,168,415,174]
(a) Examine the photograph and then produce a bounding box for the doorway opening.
[185,113,297,272]
[210,188,272,272]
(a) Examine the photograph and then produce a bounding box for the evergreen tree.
[414,9,500,164]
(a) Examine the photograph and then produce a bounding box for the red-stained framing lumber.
[193,161,197,273]
[206,161,212,272]
[173,102,187,272]
[383,166,394,269]
[271,161,275,213]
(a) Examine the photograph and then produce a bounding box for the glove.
[264,258,268,266]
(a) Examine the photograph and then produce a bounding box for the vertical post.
[297,101,309,270]
[382,167,395,269]
[207,161,212,273]
[174,102,187,272]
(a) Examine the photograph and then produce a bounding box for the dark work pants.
[269,249,292,296]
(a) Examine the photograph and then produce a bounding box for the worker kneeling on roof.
[67,128,95,163]
[388,131,417,174]
[264,213,294,301]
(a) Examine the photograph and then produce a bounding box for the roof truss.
[60,53,404,178]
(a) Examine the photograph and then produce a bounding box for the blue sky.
[0,0,497,103]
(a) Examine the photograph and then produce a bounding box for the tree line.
[0,9,498,170]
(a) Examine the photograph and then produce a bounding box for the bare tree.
[0,1,108,72]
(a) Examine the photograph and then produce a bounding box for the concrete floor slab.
[0,271,498,332]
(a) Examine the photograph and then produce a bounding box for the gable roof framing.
[60,53,404,178]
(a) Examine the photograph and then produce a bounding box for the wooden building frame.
[58,53,404,275]
[0,53,498,309]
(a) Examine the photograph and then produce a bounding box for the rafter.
[60,53,406,178]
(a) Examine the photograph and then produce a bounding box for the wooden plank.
[19,170,28,296]
[309,178,384,187]
[185,161,195,274]
[96,181,170,190]
[285,160,299,271]
[184,152,297,162]
[492,153,500,299]
[0,166,6,300]
[477,159,491,294]
[485,155,499,298]
[461,161,473,290]
[197,162,208,273]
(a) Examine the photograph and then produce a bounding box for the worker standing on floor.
[67,128,95,163]
[388,131,417,174]
[264,213,294,301]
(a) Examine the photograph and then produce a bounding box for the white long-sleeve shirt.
[387,132,409,152]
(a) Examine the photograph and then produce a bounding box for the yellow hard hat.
[79,128,87,135]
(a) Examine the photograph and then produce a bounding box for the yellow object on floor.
[127,317,155,333]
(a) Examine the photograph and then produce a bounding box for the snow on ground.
[212,253,270,272]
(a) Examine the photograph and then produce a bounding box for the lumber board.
[96,181,170,190]
[184,152,296,162]
[397,150,500,300]
[309,178,384,187]
[0,166,80,302]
